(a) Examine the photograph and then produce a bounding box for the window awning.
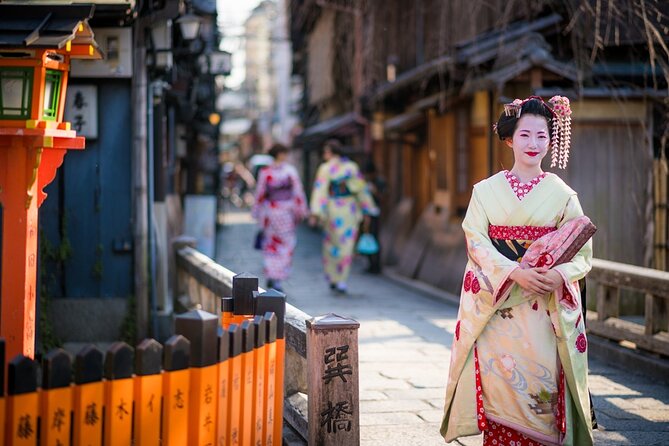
[384,111,424,133]
[299,112,366,140]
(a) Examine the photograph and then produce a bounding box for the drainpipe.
[132,22,149,341]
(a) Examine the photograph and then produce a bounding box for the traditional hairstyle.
[493,95,573,169]
[323,138,343,156]
[268,143,289,158]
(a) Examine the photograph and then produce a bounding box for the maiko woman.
[441,97,595,446]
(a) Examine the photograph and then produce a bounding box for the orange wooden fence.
[1,275,285,446]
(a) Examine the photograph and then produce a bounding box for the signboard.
[64,85,98,139]
[71,27,133,78]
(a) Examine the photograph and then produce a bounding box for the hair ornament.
[547,95,572,169]
[503,98,524,118]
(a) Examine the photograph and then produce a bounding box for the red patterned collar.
[504,170,547,200]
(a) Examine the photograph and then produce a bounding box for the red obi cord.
[489,225,556,241]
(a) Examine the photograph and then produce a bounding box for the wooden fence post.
[6,355,37,446]
[233,272,258,317]
[645,293,669,335]
[104,342,134,446]
[173,235,197,309]
[41,349,73,446]
[307,314,360,446]
[221,296,235,327]
[134,339,163,445]
[240,319,256,446]
[596,284,620,320]
[262,312,278,446]
[252,315,267,445]
[175,309,219,446]
[256,288,286,446]
[163,335,191,446]
[226,323,243,446]
[73,345,104,446]
[217,328,230,446]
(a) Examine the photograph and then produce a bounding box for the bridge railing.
[175,239,361,445]
[587,258,669,357]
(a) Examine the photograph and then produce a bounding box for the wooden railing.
[175,239,361,445]
[587,258,669,357]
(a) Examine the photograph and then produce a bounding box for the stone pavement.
[215,210,669,446]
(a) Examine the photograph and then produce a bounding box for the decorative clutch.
[521,216,597,269]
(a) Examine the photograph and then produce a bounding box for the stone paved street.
[216,210,669,446]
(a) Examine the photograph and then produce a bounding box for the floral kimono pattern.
[252,162,307,280]
[309,157,378,284]
[440,171,594,446]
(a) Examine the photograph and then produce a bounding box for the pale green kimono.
[440,171,594,446]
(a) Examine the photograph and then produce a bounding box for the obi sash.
[266,179,293,201]
[328,177,352,197]
[488,224,556,262]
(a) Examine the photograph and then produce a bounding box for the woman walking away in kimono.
[309,139,378,294]
[440,96,595,446]
[253,143,308,292]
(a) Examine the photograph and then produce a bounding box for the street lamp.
[197,50,232,76]
[176,13,201,41]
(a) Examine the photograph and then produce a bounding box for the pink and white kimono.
[440,171,594,446]
[252,162,308,281]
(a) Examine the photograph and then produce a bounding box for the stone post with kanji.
[307,313,360,446]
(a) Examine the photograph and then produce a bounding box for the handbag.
[254,230,264,250]
[356,233,379,255]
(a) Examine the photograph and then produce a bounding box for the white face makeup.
[505,114,550,170]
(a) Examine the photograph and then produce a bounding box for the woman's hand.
[540,269,564,292]
[509,267,555,295]
[308,215,319,227]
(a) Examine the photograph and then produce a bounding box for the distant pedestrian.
[361,159,385,274]
[309,139,378,294]
[440,96,596,445]
[252,143,308,292]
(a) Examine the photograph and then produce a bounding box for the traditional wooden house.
[289,0,669,293]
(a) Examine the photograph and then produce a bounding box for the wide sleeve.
[348,164,379,216]
[553,195,593,283]
[309,163,330,219]
[462,187,521,304]
[290,166,308,220]
[252,167,268,222]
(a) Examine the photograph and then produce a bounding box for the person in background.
[440,96,595,446]
[362,159,385,274]
[308,139,378,294]
[252,143,308,292]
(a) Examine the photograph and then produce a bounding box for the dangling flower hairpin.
[547,95,572,170]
